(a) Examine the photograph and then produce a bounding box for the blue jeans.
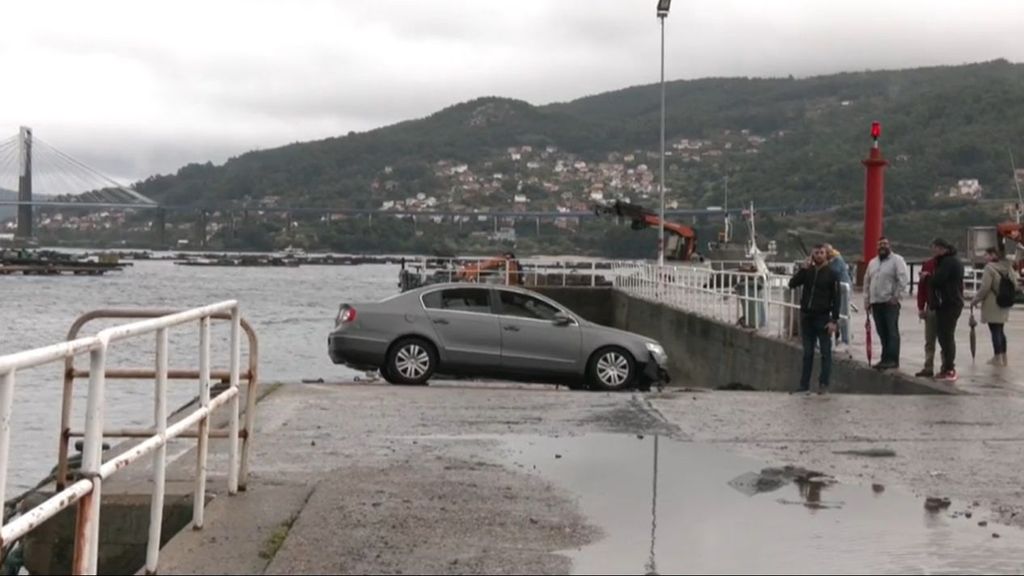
[989,323,1008,355]
[801,313,833,390]
[836,283,850,345]
[871,303,901,365]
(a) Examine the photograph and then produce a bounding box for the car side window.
[421,290,442,309]
[499,291,561,321]
[426,288,492,313]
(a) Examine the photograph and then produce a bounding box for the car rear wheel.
[385,338,437,385]
[587,347,636,391]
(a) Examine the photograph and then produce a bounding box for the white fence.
[399,256,618,289]
[612,263,853,340]
[0,301,245,575]
[964,267,984,299]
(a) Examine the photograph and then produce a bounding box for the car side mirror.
[553,313,574,326]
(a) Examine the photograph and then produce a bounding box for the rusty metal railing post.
[73,344,107,575]
[58,363,74,490]
[194,316,211,529]
[227,307,240,495]
[239,318,259,491]
[145,328,169,574]
[0,369,15,526]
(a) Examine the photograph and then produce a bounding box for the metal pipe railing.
[0,301,250,575]
[401,256,623,288]
[58,309,259,493]
[613,263,852,340]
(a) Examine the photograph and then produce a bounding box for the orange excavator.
[456,252,524,284]
[594,200,698,261]
[997,221,1024,274]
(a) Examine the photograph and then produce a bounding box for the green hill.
[126,60,1024,256]
[547,59,1024,211]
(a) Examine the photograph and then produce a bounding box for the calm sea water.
[1,260,400,494]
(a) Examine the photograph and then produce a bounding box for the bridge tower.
[16,126,33,240]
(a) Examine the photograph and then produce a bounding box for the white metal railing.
[612,263,850,340]
[964,267,984,299]
[0,301,244,575]
[399,256,624,289]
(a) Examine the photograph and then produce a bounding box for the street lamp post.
[656,0,671,266]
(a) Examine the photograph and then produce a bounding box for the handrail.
[399,256,619,289]
[612,262,851,340]
[59,309,260,494]
[0,301,250,575]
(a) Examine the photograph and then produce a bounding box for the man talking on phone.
[789,244,842,394]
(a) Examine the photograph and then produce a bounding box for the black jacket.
[928,250,965,311]
[789,263,841,321]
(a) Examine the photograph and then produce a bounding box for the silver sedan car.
[328,283,669,391]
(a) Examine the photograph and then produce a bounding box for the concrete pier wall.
[536,287,954,395]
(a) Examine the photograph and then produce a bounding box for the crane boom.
[594,200,698,261]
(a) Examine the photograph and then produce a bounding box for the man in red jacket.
[915,257,939,377]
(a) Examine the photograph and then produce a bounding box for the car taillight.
[337,306,357,325]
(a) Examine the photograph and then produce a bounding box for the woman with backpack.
[970,247,1019,366]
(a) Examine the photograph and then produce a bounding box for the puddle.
[498,434,1024,575]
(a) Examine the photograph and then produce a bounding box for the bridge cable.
[36,143,90,198]
[0,139,21,191]
[35,142,113,199]
[33,139,103,198]
[35,138,155,205]
[30,142,77,197]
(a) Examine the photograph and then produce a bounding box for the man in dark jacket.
[915,256,939,377]
[789,244,841,393]
[928,238,965,382]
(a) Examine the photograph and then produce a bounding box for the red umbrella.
[865,315,873,365]
[969,307,978,362]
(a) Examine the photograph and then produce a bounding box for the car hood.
[578,319,660,347]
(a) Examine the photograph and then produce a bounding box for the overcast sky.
[1,0,1021,186]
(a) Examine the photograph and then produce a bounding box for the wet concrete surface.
[650,389,1024,531]
[153,381,1024,574]
[845,297,1024,397]
[498,433,1024,575]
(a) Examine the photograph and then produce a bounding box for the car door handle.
[433,319,450,325]
[503,325,520,332]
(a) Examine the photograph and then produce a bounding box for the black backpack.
[996,271,1016,308]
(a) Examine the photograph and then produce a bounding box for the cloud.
[0,0,1020,187]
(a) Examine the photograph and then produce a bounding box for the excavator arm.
[997,222,1024,274]
[594,200,698,261]
[456,254,523,284]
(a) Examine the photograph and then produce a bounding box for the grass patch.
[256,381,284,403]
[259,522,292,561]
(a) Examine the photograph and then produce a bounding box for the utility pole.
[656,1,672,266]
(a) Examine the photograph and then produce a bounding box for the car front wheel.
[385,337,437,385]
[586,347,636,391]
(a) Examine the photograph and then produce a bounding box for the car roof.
[412,282,542,297]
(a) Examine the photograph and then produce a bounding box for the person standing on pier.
[824,243,852,353]
[970,247,1017,367]
[915,255,939,378]
[789,244,841,394]
[929,238,965,382]
[864,237,910,370]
